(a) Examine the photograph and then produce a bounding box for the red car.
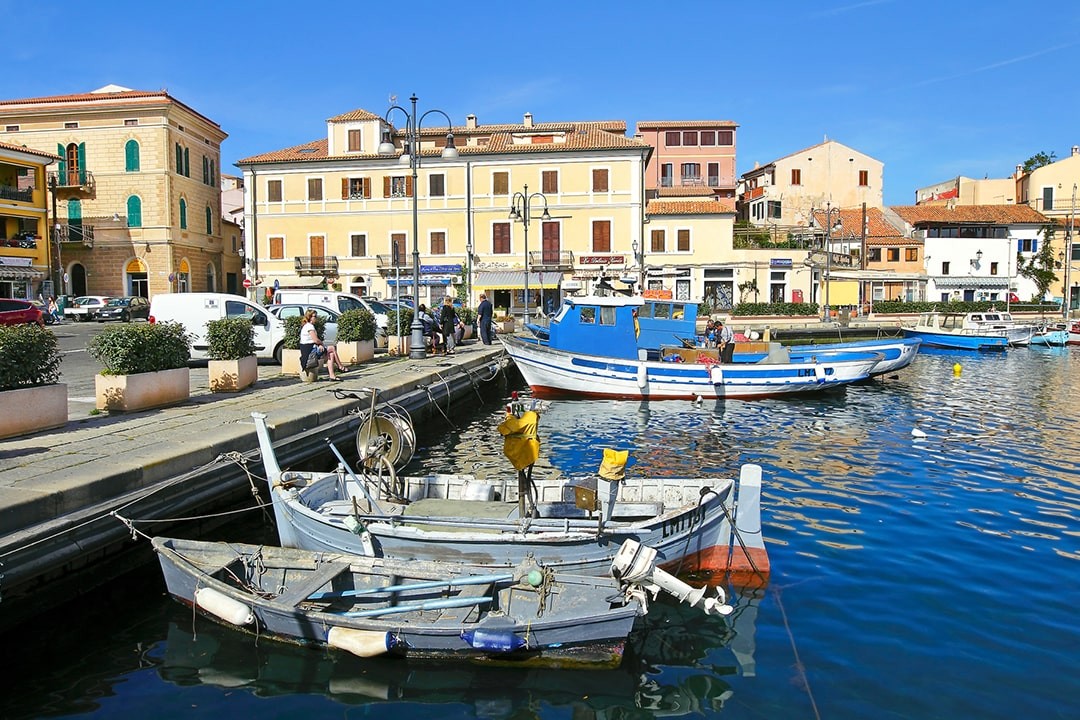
[0,298,45,326]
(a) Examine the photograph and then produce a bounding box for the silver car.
[267,303,339,345]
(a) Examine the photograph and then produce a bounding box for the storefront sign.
[770,258,793,268]
[421,264,462,274]
[579,255,625,265]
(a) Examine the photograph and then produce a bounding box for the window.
[124,119,138,126]
[868,248,881,262]
[175,143,183,173]
[184,148,190,177]
[990,261,999,275]
[600,306,616,325]
[580,307,596,324]
[385,175,411,198]
[429,174,445,197]
[542,170,558,194]
[493,222,511,254]
[203,156,209,184]
[5,125,18,132]
[859,170,869,186]
[493,171,509,195]
[1043,187,1054,211]
[682,131,698,146]
[660,163,673,187]
[681,163,700,183]
[343,177,370,199]
[350,233,367,257]
[717,130,733,145]
[791,168,802,185]
[267,179,282,202]
[205,206,213,234]
[887,248,899,262]
[650,228,666,253]
[179,198,187,229]
[269,236,285,259]
[767,200,782,219]
[1018,237,1037,252]
[307,178,323,201]
[905,247,918,262]
[592,168,608,193]
[708,162,720,187]
[677,229,690,252]
[348,129,362,152]
[124,140,140,172]
[429,231,447,255]
[942,261,951,275]
[126,196,142,228]
[665,131,681,147]
[700,131,715,146]
[210,160,216,186]
[592,220,611,252]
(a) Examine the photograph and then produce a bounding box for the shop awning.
[473,271,561,289]
[257,275,325,288]
[0,267,45,280]
[933,277,1010,288]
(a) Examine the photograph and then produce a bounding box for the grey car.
[97,296,150,322]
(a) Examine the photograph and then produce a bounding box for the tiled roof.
[657,186,717,197]
[646,200,733,216]
[0,140,60,161]
[891,204,1049,224]
[0,87,223,131]
[636,120,738,129]
[810,207,906,242]
[327,108,383,122]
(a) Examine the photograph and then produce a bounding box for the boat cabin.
[546,295,698,360]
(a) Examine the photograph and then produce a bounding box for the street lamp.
[509,184,550,320]
[1065,183,1076,319]
[378,94,458,359]
[809,203,842,322]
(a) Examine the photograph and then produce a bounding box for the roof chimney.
[523,112,533,128]
[1072,145,1079,157]
[466,114,477,130]
[1015,163,1023,178]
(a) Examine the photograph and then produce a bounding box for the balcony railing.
[47,170,95,191]
[53,223,95,247]
[375,254,411,272]
[295,255,339,276]
[528,249,574,270]
[0,184,33,202]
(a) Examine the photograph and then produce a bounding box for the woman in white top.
[299,309,343,380]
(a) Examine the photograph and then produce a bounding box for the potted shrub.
[495,309,516,334]
[89,321,191,411]
[385,307,414,356]
[336,308,377,365]
[0,324,66,438]
[281,313,326,379]
[206,317,258,392]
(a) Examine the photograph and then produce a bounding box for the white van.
[148,293,286,363]
[272,290,389,334]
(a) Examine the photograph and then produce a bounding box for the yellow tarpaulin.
[498,410,540,471]
[823,279,859,305]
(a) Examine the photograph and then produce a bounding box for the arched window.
[205,205,212,234]
[126,196,142,227]
[124,139,140,172]
[205,263,217,292]
[179,198,187,229]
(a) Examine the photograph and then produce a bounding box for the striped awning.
[0,267,45,280]
[933,277,1009,288]
[473,271,561,289]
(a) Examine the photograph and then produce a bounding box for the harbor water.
[5,346,1079,719]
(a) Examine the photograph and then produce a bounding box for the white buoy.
[327,627,394,657]
[195,587,255,626]
[911,428,928,438]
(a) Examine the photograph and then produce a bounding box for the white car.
[64,295,112,322]
[268,303,339,345]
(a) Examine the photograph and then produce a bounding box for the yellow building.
[0,85,228,298]
[0,141,58,299]
[238,107,653,312]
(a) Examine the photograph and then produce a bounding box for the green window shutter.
[175,143,183,172]
[125,140,140,172]
[202,156,208,184]
[68,199,81,224]
[77,143,87,185]
[179,198,187,229]
[56,143,66,182]
[210,160,216,186]
[126,195,141,226]
[184,148,190,177]
[205,206,212,234]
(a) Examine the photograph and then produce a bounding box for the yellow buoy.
[953,363,962,376]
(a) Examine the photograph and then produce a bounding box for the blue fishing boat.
[902,312,1009,351]
[731,337,922,376]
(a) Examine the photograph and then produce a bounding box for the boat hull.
[502,336,878,400]
[902,328,1008,351]
[735,337,921,376]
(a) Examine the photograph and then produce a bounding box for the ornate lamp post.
[509,184,550,320]
[378,95,458,359]
[1065,183,1076,319]
[809,203,842,322]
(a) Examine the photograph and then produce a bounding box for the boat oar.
[308,573,513,601]
[339,595,493,618]
[326,439,384,514]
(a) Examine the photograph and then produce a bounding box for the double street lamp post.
[509,184,550,321]
[378,95,458,359]
[810,203,842,323]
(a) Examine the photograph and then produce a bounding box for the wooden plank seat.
[277,561,351,607]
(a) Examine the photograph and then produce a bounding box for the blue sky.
[5,0,1080,206]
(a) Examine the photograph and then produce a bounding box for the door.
[310,235,325,262]
[541,222,560,265]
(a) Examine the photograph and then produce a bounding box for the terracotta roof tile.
[0,88,223,132]
[646,200,733,216]
[0,140,61,161]
[636,120,738,129]
[810,207,908,244]
[327,108,383,122]
[890,204,1049,224]
[657,186,717,197]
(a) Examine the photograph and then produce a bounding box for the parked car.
[64,295,112,322]
[148,292,286,363]
[267,303,339,345]
[96,296,151,323]
[272,290,387,337]
[0,298,44,326]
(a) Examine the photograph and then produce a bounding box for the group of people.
[417,296,464,355]
[703,318,736,363]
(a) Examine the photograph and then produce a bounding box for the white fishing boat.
[960,311,1037,346]
[902,312,1010,351]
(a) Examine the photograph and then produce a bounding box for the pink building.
[635,121,738,210]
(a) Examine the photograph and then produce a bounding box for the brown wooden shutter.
[363,178,371,198]
[383,176,391,198]
[592,169,608,193]
[405,176,413,196]
[592,220,611,252]
[342,178,349,199]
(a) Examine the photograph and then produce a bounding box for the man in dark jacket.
[477,293,494,345]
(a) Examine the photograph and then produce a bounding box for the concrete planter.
[281,348,302,375]
[0,384,67,439]
[209,355,257,392]
[95,367,189,412]
[498,320,516,334]
[462,325,474,340]
[337,339,375,365]
[387,335,411,356]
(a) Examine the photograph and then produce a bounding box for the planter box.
[95,367,189,412]
[462,325,474,340]
[337,339,375,365]
[209,355,258,392]
[281,348,302,375]
[498,320,516,334]
[0,384,67,439]
[387,335,411,356]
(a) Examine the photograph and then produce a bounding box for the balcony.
[47,170,95,192]
[528,249,574,271]
[0,233,38,249]
[53,223,94,247]
[375,254,411,273]
[0,184,33,203]
[294,255,339,277]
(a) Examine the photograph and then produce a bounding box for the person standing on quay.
[477,293,493,345]
[440,296,458,355]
